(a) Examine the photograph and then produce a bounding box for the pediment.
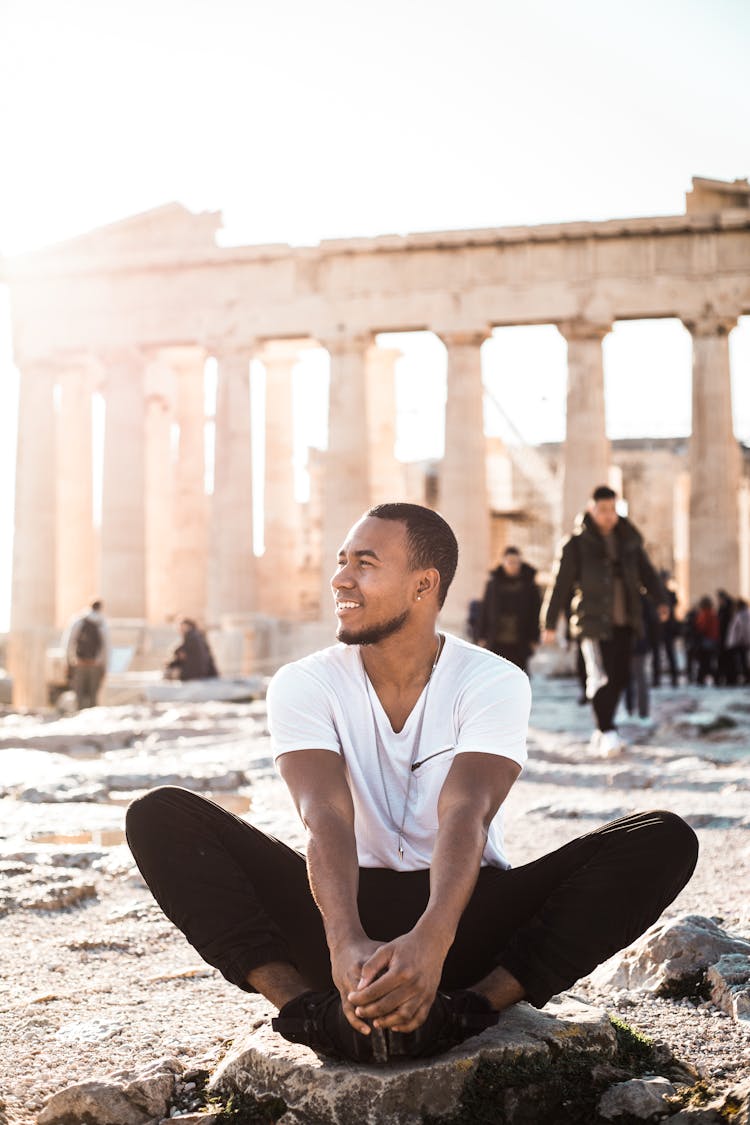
[10,203,223,272]
[72,202,222,253]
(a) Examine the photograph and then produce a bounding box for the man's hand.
[657,604,670,624]
[347,927,448,1033]
[329,937,384,1034]
[542,628,557,645]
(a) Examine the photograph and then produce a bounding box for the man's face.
[503,552,522,577]
[590,498,619,535]
[331,516,419,645]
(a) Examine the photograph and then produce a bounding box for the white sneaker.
[598,729,627,757]
[588,730,602,751]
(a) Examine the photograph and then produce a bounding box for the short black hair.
[504,546,520,556]
[91,599,102,612]
[592,485,616,502]
[367,502,458,608]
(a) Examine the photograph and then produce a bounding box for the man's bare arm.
[349,752,521,1031]
[276,749,380,1033]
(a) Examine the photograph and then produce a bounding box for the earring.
[416,595,422,601]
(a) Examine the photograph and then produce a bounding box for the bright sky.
[1,0,749,629]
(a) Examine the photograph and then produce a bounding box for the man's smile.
[335,600,362,615]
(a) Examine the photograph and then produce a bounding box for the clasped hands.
[331,929,446,1036]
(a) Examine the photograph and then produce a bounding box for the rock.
[589,914,750,994]
[55,1018,124,1044]
[17,781,110,803]
[598,1076,676,1120]
[37,1081,154,1125]
[673,711,737,735]
[21,880,97,911]
[101,768,248,792]
[210,995,617,1125]
[719,1077,750,1124]
[707,953,750,1020]
[37,1059,181,1125]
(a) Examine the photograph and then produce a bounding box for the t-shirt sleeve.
[453,660,531,769]
[266,661,343,760]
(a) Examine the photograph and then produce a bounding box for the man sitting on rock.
[126,503,698,1064]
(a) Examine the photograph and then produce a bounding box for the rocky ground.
[1,663,749,1124]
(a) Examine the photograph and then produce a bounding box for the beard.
[336,608,410,647]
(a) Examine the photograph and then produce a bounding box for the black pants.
[652,634,678,688]
[592,626,634,733]
[126,788,698,1010]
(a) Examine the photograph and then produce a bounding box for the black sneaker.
[385,989,499,1059]
[272,989,376,1063]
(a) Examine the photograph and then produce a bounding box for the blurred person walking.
[477,547,542,672]
[652,573,680,688]
[542,485,668,755]
[726,598,750,685]
[717,590,736,685]
[624,593,654,726]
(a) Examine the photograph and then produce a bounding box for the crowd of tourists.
[683,591,750,686]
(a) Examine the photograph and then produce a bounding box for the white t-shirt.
[266,632,531,872]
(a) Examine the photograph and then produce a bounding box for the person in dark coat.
[165,619,219,681]
[651,572,679,688]
[542,485,668,755]
[477,547,542,672]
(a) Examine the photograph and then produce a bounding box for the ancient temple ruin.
[3,176,749,705]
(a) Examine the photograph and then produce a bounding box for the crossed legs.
[126,789,698,1049]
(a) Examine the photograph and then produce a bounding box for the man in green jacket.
[542,485,668,754]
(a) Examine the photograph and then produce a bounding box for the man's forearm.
[417,803,487,955]
[305,812,366,950]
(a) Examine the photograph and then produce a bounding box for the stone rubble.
[707,954,750,1021]
[37,1058,182,1125]
[589,914,750,995]
[597,1075,676,1120]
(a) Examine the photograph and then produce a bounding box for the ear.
[414,568,441,602]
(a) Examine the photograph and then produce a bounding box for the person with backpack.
[66,600,110,709]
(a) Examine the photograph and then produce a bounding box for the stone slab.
[209,995,617,1125]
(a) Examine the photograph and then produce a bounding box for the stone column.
[161,347,209,620]
[319,333,372,615]
[209,347,255,621]
[438,330,491,630]
[683,311,740,601]
[55,362,97,627]
[100,350,147,618]
[258,341,301,618]
[366,345,404,504]
[8,358,59,706]
[143,353,177,624]
[739,481,750,601]
[557,319,612,532]
[673,471,690,614]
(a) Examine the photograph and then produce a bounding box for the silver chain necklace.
[360,634,444,861]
